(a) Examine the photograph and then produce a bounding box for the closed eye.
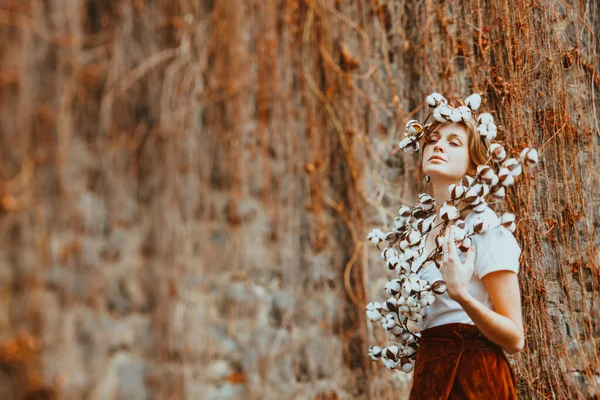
[427,139,460,147]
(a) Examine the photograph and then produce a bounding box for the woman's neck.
[429,178,456,206]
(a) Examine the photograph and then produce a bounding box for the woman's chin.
[424,170,460,182]
[423,165,446,177]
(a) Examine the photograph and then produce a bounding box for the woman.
[409,118,524,399]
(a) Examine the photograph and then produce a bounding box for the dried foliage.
[0,0,598,399]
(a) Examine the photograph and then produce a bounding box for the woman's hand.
[440,225,477,302]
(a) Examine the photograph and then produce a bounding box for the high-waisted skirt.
[409,323,518,400]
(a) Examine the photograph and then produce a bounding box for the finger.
[442,228,448,266]
[448,227,459,260]
[441,228,448,255]
[466,245,476,263]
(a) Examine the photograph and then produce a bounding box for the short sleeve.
[472,226,522,279]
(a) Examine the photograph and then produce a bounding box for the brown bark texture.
[0,0,598,399]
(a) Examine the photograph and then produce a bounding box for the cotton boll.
[402,362,414,373]
[394,216,405,230]
[404,346,417,357]
[448,183,466,200]
[477,112,494,125]
[477,124,489,139]
[426,293,436,305]
[498,168,514,186]
[385,279,402,296]
[477,165,495,182]
[418,193,436,211]
[520,148,539,167]
[461,175,475,188]
[406,119,422,131]
[473,216,490,234]
[480,183,490,197]
[501,213,517,231]
[395,261,410,275]
[387,256,400,271]
[382,314,397,330]
[503,158,521,176]
[454,219,466,231]
[383,358,398,370]
[465,93,482,110]
[491,185,506,199]
[410,279,421,292]
[399,205,412,218]
[417,217,435,235]
[426,92,446,107]
[439,202,459,222]
[489,143,507,163]
[452,225,466,241]
[385,345,400,360]
[509,164,522,177]
[464,186,480,204]
[406,296,418,308]
[458,105,472,121]
[400,248,416,263]
[408,231,422,246]
[450,108,462,123]
[500,212,515,225]
[431,280,447,295]
[392,325,404,336]
[435,105,452,121]
[384,297,399,312]
[366,302,383,322]
[399,240,409,251]
[367,229,386,244]
[399,136,414,150]
[368,346,383,360]
[489,174,499,187]
[381,247,398,260]
[504,221,516,232]
[458,237,472,252]
[473,201,488,213]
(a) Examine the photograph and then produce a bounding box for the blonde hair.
[418,119,490,177]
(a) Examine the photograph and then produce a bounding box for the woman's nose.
[434,143,444,153]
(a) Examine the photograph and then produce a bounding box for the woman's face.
[422,122,471,182]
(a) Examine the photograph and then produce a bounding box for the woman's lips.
[429,156,446,162]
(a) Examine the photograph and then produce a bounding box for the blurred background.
[0,0,598,399]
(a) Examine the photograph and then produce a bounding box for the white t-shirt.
[418,208,522,330]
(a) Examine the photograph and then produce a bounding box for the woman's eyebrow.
[448,133,465,141]
[429,132,465,141]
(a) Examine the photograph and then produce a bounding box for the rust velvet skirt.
[409,323,518,400]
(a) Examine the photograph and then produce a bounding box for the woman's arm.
[440,226,524,354]
[455,271,524,354]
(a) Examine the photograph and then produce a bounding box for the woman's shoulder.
[464,207,501,230]
[465,208,520,245]
[465,208,521,252]
[467,208,522,277]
